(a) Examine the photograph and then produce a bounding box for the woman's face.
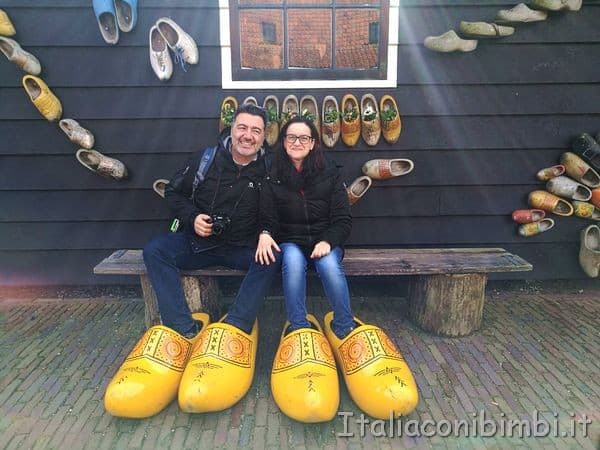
[283,122,315,166]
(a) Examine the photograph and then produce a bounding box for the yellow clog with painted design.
[178,318,258,412]
[104,312,210,418]
[323,312,418,419]
[22,75,62,121]
[271,315,339,423]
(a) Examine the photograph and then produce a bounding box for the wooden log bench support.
[94,248,532,337]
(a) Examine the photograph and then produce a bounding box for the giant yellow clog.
[178,318,258,412]
[104,312,210,418]
[271,315,339,423]
[323,312,419,419]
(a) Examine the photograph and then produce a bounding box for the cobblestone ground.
[0,288,598,450]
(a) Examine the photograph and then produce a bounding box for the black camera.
[209,214,231,236]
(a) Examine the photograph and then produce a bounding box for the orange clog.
[379,95,402,144]
[512,209,545,224]
[591,188,600,208]
[528,190,573,216]
[340,94,360,147]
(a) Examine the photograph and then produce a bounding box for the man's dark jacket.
[165,132,270,249]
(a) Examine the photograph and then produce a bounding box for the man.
[104,104,281,418]
[143,103,280,337]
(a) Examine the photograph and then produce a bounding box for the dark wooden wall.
[1,0,599,285]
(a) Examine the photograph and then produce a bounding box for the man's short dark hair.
[232,103,267,129]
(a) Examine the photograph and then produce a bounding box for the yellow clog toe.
[104,312,209,418]
[178,318,258,413]
[271,315,339,423]
[323,312,418,419]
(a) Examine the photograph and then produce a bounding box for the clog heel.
[104,312,210,418]
[271,315,339,423]
[323,312,419,419]
[178,318,258,413]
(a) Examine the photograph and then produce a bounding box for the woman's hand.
[255,233,281,265]
[310,241,331,259]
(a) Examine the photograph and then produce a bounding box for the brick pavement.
[0,287,599,449]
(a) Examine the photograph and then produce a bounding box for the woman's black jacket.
[260,158,352,250]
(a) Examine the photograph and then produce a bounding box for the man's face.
[230,112,265,165]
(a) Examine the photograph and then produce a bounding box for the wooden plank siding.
[1,1,599,285]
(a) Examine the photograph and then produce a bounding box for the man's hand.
[310,241,331,259]
[193,214,213,237]
[255,233,281,265]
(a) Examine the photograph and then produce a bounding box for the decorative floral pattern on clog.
[338,327,404,375]
[272,329,336,373]
[189,324,253,368]
[126,325,193,372]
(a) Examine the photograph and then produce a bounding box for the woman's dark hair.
[276,116,325,181]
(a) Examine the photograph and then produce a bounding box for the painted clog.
[518,218,555,237]
[360,94,381,146]
[531,0,582,11]
[579,225,600,277]
[536,164,565,181]
[115,0,137,33]
[379,95,402,144]
[424,30,477,53]
[347,176,372,206]
[263,95,280,147]
[219,96,238,132]
[300,95,320,137]
[271,316,339,423]
[572,133,600,170]
[546,176,592,201]
[104,312,210,418]
[178,318,258,413]
[573,201,600,221]
[591,188,600,209]
[321,95,340,148]
[528,190,573,216]
[59,119,95,149]
[92,0,119,45]
[0,9,16,36]
[459,21,514,38]
[496,3,547,23]
[560,152,600,188]
[242,96,258,106]
[153,178,169,198]
[280,94,299,130]
[362,158,414,180]
[323,312,418,419]
[22,75,62,121]
[76,149,128,180]
[512,209,545,224]
[0,36,41,75]
[340,94,361,147]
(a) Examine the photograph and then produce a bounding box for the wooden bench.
[94,248,532,337]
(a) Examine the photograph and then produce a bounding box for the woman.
[256,116,355,339]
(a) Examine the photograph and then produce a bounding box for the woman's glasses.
[284,134,314,145]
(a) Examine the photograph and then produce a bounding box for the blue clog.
[92,0,118,45]
[115,0,137,32]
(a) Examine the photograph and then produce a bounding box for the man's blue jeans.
[143,232,281,335]
[280,243,355,338]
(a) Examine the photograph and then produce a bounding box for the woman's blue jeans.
[143,232,281,335]
[280,243,354,339]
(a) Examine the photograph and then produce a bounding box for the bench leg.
[140,274,220,329]
[407,273,487,337]
[181,276,220,321]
